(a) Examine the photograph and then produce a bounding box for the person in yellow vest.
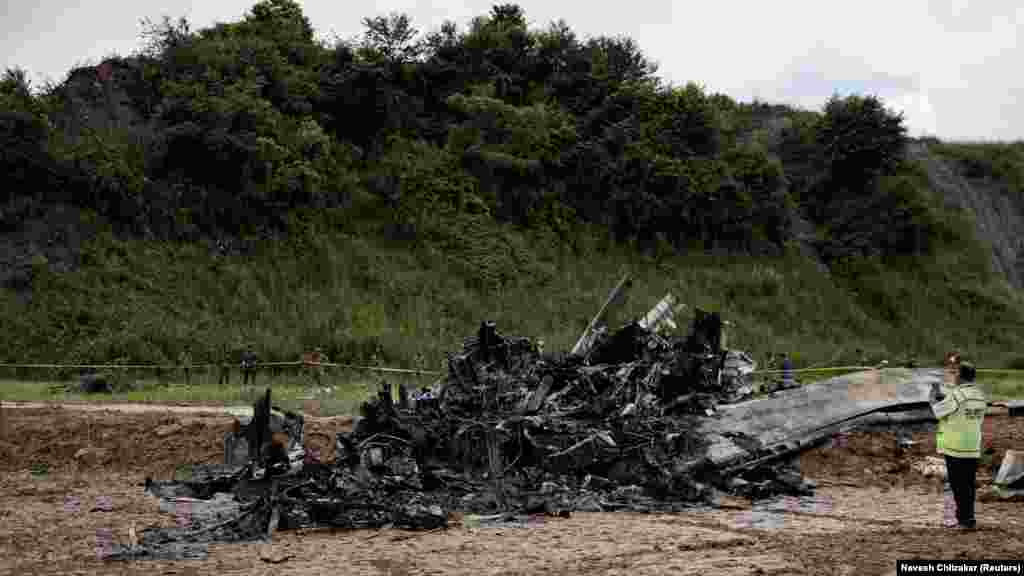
[931,362,987,530]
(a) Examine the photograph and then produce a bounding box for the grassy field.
[3,366,1020,416]
[751,367,1024,401]
[976,371,1024,401]
[3,212,1023,378]
[0,366,439,416]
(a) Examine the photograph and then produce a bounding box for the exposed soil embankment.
[907,141,1024,289]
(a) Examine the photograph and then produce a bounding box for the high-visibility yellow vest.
[933,383,987,458]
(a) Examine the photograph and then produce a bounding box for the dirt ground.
[2,405,1023,576]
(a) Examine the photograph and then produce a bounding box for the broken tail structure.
[571,273,633,359]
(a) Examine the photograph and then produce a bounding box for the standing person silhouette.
[931,361,987,530]
[240,344,258,389]
[218,342,232,387]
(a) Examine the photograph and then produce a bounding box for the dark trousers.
[945,455,978,527]
[242,368,256,387]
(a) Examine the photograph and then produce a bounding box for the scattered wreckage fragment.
[993,449,1024,499]
[223,388,305,476]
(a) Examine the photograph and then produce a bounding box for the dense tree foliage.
[1,0,959,262]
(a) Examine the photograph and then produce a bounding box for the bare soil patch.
[2,405,1023,575]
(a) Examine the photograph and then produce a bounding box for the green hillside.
[1,1,1022,376]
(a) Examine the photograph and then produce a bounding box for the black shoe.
[957,521,977,530]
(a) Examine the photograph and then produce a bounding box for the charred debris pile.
[110,283,813,560]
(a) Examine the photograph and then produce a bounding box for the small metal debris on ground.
[993,449,1024,499]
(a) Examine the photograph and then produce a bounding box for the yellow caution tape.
[975,369,1024,374]
[0,361,1019,379]
[0,361,442,376]
[320,362,441,376]
[750,366,877,375]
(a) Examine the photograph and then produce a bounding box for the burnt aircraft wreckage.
[107,277,942,560]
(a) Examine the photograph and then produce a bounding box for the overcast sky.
[3,0,1020,141]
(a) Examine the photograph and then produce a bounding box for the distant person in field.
[774,350,798,389]
[178,350,192,387]
[218,344,232,386]
[241,345,258,388]
[931,362,987,530]
[780,352,794,390]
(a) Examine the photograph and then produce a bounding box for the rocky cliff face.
[746,107,1024,290]
[0,203,95,294]
[54,58,154,144]
[906,142,1024,289]
[1,59,158,292]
